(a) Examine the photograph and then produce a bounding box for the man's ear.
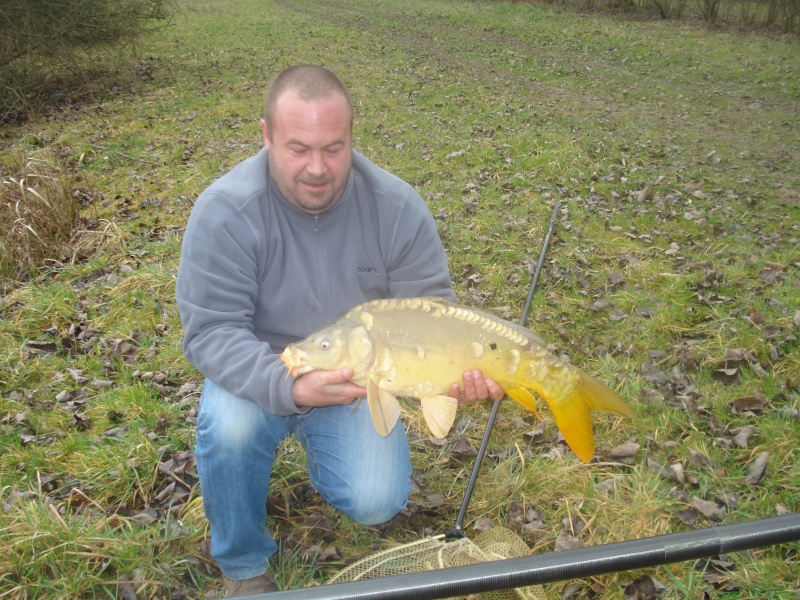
[260,118,271,150]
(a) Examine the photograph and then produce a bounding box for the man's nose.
[307,152,327,177]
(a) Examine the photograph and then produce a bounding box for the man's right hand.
[292,368,367,408]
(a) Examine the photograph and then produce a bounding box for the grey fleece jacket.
[176,148,455,415]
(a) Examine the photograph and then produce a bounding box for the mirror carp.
[281,297,634,462]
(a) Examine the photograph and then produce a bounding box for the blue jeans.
[194,379,412,579]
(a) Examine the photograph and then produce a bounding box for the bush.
[0,151,79,290]
[0,0,177,121]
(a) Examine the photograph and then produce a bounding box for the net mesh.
[328,527,548,599]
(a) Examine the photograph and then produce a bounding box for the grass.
[1,0,798,597]
[0,150,80,289]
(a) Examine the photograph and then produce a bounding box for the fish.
[280,297,634,462]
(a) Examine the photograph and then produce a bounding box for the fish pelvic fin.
[366,376,401,437]
[420,395,458,438]
[505,387,542,420]
[549,372,634,463]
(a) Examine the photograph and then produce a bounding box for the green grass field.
[1,0,798,597]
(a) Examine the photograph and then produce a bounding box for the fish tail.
[519,370,634,463]
[549,395,595,463]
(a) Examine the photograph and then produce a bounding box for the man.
[176,65,504,597]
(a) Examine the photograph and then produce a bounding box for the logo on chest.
[356,266,380,274]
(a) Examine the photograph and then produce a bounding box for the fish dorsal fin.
[420,395,458,439]
[367,376,401,437]
[505,387,542,420]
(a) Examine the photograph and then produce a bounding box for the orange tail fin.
[546,373,634,463]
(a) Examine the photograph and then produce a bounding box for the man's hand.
[449,369,505,405]
[292,368,367,408]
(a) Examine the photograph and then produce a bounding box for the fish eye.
[319,337,331,350]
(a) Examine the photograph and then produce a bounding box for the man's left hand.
[449,369,505,404]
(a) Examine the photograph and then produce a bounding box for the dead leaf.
[560,582,581,600]
[758,268,780,285]
[745,452,769,485]
[523,420,547,444]
[25,339,58,354]
[623,574,664,599]
[647,457,678,481]
[596,476,625,494]
[305,512,336,542]
[676,508,700,525]
[712,367,741,386]
[748,308,766,326]
[607,442,639,463]
[507,500,525,534]
[715,492,739,509]
[446,147,470,160]
[635,186,653,202]
[640,362,670,386]
[671,462,685,485]
[449,436,477,460]
[609,308,628,321]
[587,299,612,312]
[472,517,494,532]
[729,425,755,448]
[730,397,768,414]
[131,507,159,525]
[510,416,528,429]
[562,514,587,536]
[552,322,572,343]
[689,449,712,468]
[740,349,769,377]
[608,271,627,290]
[65,368,88,384]
[692,497,726,522]
[115,580,138,600]
[554,530,584,551]
[695,555,738,590]
[55,389,73,403]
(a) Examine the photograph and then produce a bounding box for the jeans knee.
[196,380,276,458]
[340,483,408,526]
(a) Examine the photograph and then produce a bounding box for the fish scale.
[281,297,635,462]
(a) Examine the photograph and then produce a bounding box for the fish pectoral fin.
[366,377,401,437]
[420,395,458,439]
[506,387,542,420]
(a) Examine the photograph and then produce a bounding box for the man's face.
[261,91,352,215]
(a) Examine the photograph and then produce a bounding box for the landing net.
[327,526,548,599]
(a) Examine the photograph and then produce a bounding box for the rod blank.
[257,514,800,600]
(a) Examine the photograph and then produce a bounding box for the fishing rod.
[247,202,800,599]
[253,513,800,599]
[447,199,562,538]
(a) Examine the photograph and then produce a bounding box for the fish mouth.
[280,347,309,378]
